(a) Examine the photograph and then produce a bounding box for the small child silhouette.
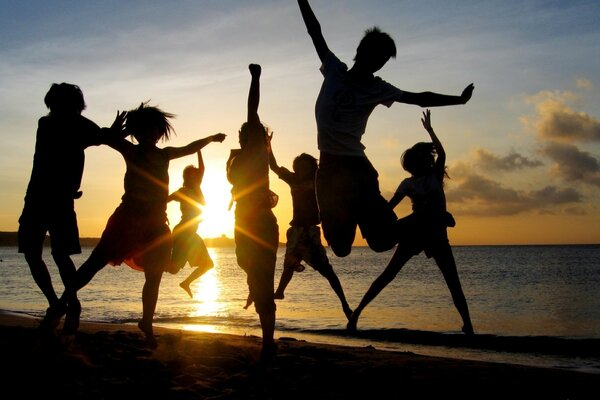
[167,151,215,298]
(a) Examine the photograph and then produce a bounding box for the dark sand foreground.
[2,311,597,400]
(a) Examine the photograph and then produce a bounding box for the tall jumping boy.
[297,0,474,257]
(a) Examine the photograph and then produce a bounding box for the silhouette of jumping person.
[268,144,353,320]
[18,82,125,335]
[347,110,474,335]
[227,64,279,362]
[167,150,215,298]
[59,102,225,347]
[297,0,474,257]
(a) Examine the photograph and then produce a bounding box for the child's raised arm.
[396,83,474,108]
[197,150,205,181]
[421,109,446,177]
[297,0,330,62]
[247,64,261,126]
[165,133,226,160]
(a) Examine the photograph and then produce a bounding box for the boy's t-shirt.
[315,51,405,157]
[25,114,103,201]
[395,172,447,214]
[276,167,320,227]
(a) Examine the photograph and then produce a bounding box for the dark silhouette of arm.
[197,150,205,182]
[397,83,474,107]
[297,0,330,62]
[165,133,226,160]
[421,109,446,179]
[388,191,405,210]
[247,64,261,126]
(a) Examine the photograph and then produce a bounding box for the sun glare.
[167,169,235,239]
[198,171,235,238]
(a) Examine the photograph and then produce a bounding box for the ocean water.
[1,244,599,373]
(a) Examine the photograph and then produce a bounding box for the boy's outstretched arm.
[297,0,329,62]
[398,83,474,108]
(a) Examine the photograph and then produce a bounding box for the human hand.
[421,109,433,132]
[461,83,474,104]
[212,133,226,143]
[111,110,127,133]
[249,63,261,78]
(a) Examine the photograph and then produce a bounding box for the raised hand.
[249,63,261,78]
[460,83,475,104]
[421,109,433,133]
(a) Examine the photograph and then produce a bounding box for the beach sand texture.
[2,311,597,400]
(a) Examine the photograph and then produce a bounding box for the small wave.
[295,327,600,358]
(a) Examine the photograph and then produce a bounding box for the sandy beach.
[1,310,598,399]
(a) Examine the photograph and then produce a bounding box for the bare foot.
[243,298,254,310]
[274,291,284,300]
[138,321,157,348]
[462,323,474,336]
[180,282,193,298]
[62,299,81,335]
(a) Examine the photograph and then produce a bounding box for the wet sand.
[2,310,597,399]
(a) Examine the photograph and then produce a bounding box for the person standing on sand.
[227,64,279,362]
[167,150,215,298]
[297,0,474,257]
[347,110,474,335]
[18,82,125,335]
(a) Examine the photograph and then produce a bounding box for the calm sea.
[1,245,599,373]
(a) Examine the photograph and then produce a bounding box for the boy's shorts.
[283,225,330,273]
[316,153,398,257]
[17,198,81,256]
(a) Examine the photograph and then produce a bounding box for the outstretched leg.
[274,266,295,299]
[179,265,211,298]
[347,247,413,332]
[432,245,474,335]
[317,264,353,320]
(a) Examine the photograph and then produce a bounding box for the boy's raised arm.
[247,64,261,126]
[297,0,329,62]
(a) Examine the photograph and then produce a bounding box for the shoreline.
[2,310,598,399]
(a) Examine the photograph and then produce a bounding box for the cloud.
[522,90,600,143]
[576,78,594,90]
[472,147,543,172]
[445,165,582,216]
[540,142,600,187]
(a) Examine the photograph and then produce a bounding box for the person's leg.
[52,252,81,335]
[316,155,358,257]
[180,235,213,297]
[432,244,474,335]
[317,264,353,320]
[347,247,413,332]
[24,252,58,306]
[274,266,295,299]
[305,227,353,319]
[179,266,208,298]
[139,267,163,348]
[275,227,302,299]
[356,159,398,253]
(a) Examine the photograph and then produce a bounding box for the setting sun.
[167,168,235,240]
